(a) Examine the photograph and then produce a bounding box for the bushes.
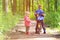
[44,11,60,28]
[30,12,35,20]
[0,12,20,33]
[0,12,21,40]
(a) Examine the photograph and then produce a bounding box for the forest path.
[5,19,60,40]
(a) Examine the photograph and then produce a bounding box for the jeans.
[35,20,46,33]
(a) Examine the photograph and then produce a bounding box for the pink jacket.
[24,16,31,27]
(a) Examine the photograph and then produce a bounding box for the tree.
[26,0,30,11]
[32,0,34,11]
[47,0,50,12]
[54,0,57,11]
[12,0,17,15]
[2,0,8,13]
[23,0,25,13]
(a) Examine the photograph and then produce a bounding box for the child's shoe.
[26,32,30,35]
[43,30,46,34]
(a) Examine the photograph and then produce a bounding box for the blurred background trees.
[1,0,60,29]
[0,0,60,30]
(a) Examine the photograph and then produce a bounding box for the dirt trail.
[5,19,60,40]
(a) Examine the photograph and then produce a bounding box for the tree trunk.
[19,0,21,12]
[26,0,30,11]
[32,0,34,11]
[54,0,57,11]
[29,0,30,11]
[2,0,8,13]
[10,0,12,9]
[23,0,25,13]
[47,0,49,12]
[12,0,17,15]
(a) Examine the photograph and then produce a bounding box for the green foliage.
[30,12,35,20]
[0,12,20,40]
[0,34,5,40]
[0,12,20,34]
[45,11,60,28]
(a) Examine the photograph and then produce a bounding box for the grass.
[46,27,60,34]
[0,34,5,40]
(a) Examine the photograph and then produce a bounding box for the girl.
[24,9,31,35]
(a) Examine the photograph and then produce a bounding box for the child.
[35,13,42,34]
[24,10,31,35]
